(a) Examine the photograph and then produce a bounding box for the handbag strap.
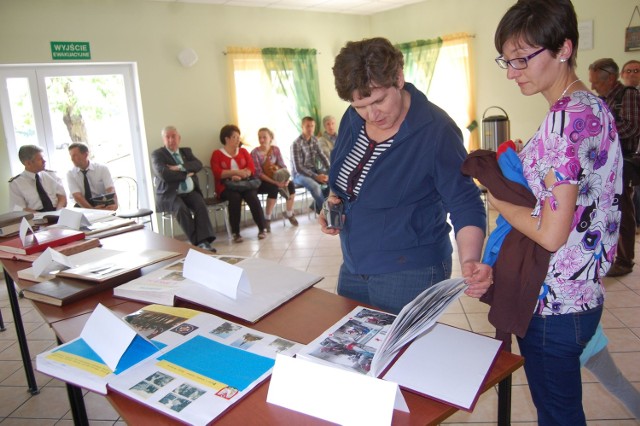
[262,147,277,174]
[629,5,640,28]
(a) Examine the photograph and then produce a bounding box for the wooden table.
[54,289,523,426]
[1,230,189,395]
[4,229,523,425]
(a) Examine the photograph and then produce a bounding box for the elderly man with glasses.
[588,58,640,276]
[621,60,640,90]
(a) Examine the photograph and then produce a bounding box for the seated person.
[317,115,338,160]
[151,126,216,252]
[66,142,118,210]
[291,116,330,214]
[251,127,298,231]
[9,144,67,212]
[211,125,268,243]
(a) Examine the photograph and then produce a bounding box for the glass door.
[0,63,152,210]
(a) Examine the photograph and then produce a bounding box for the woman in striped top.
[320,37,492,314]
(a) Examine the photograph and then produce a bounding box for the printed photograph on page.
[305,308,395,374]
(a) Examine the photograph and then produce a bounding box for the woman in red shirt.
[211,124,267,242]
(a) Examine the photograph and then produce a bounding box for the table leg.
[3,268,39,394]
[497,375,512,426]
[66,383,89,426]
[56,336,90,425]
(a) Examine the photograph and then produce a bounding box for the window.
[0,64,153,209]
[226,48,320,167]
[428,37,475,150]
[401,34,477,151]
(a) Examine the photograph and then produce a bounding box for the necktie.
[172,152,188,191]
[35,173,55,212]
[81,170,94,205]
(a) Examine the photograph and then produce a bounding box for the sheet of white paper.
[383,323,502,410]
[19,218,34,244]
[80,304,137,371]
[267,354,408,426]
[183,249,251,299]
[32,248,74,277]
[57,209,91,229]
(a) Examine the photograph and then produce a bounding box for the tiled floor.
[0,211,638,425]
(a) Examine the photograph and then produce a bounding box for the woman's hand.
[514,138,524,152]
[462,261,493,298]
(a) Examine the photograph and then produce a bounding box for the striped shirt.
[336,125,394,200]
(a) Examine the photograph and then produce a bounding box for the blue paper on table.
[54,335,162,374]
[158,335,274,390]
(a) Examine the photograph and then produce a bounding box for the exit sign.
[50,41,91,60]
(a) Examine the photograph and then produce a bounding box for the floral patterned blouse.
[519,90,623,315]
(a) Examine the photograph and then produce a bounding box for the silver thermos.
[482,106,510,151]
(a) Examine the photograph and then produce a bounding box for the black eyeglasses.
[623,68,640,74]
[597,67,614,75]
[495,47,546,70]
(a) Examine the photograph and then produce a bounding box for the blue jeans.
[293,174,329,213]
[336,259,452,314]
[517,305,602,426]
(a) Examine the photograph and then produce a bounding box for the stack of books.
[0,211,34,237]
[0,227,86,255]
[21,248,180,306]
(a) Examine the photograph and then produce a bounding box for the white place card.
[267,354,408,426]
[81,304,138,371]
[19,217,34,244]
[32,247,75,277]
[57,208,91,230]
[183,249,251,299]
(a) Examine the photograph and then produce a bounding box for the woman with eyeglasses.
[489,0,623,424]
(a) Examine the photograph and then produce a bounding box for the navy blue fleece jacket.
[329,83,486,274]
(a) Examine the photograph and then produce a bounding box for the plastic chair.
[198,166,232,240]
[113,176,154,230]
[294,183,317,218]
[160,211,176,237]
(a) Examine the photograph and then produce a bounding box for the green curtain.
[395,38,442,95]
[261,48,321,133]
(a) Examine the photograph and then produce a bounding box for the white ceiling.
[152,0,424,15]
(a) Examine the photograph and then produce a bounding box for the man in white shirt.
[66,142,118,210]
[9,144,67,212]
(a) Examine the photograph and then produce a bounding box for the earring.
[560,58,567,63]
